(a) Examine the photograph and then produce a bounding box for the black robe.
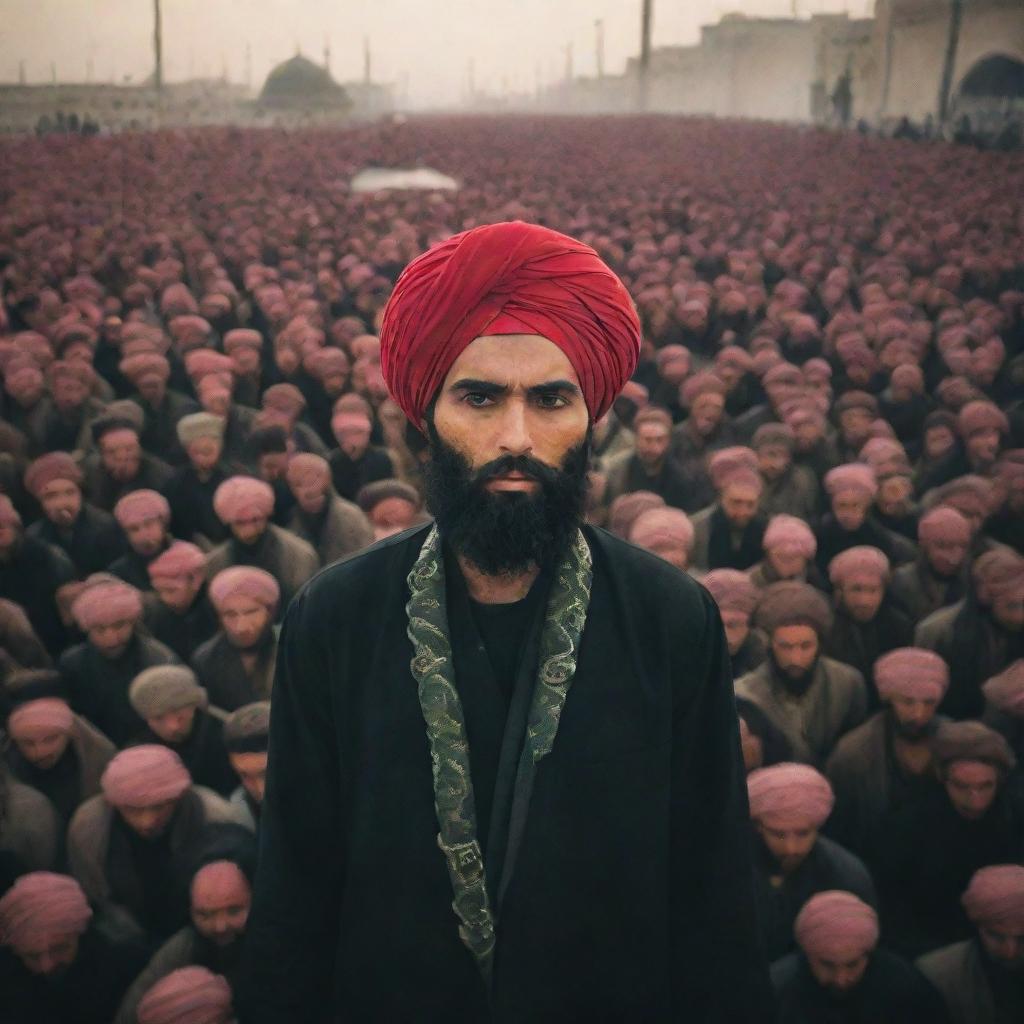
[327,444,394,501]
[83,452,173,512]
[771,948,949,1024]
[706,507,767,571]
[815,514,916,576]
[132,709,237,796]
[239,524,773,1022]
[27,503,127,578]
[161,462,232,546]
[107,541,172,592]
[0,533,76,652]
[191,629,277,712]
[144,588,219,663]
[134,389,199,465]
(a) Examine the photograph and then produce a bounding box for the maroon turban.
[25,452,82,497]
[961,865,1024,933]
[136,966,234,1024]
[114,489,171,529]
[0,872,92,952]
[747,763,834,827]
[149,541,207,582]
[703,569,759,616]
[874,647,949,703]
[101,744,191,807]
[828,546,890,586]
[763,514,816,559]
[209,566,280,613]
[795,891,879,960]
[379,221,641,426]
[932,721,1016,774]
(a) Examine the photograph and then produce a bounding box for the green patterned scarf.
[406,524,593,984]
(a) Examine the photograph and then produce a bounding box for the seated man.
[134,965,234,1024]
[67,745,244,950]
[24,451,125,577]
[356,479,426,543]
[0,758,62,872]
[223,702,271,831]
[748,514,827,592]
[736,581,867,766]
[747,763,875,961]
[702,569,766,677]
[689,450,767,572]
[144,541,219,663]
[259,383,330,458]
[206,475,318,616]
[670,371,735,469]
[285,453,374,565]
[889,506,971,626]
[328,409,394,501]
[3,671,116,825]
[60,577,178,746]
[917,864,1024,1024]
[82,416,172,513]
[982,660,1024,763]
[824,546,914,701]
[628,506,696,573]
[825,648,947,867]
[752,422,819,526]
[162,413,234,547]
[108,489,175,591]
[773,890,946,1024]
[122,351,198,466]
[877,721,1024,957]
[192,568,279,711]
[128,666,236,796]
[0,872,148,1024]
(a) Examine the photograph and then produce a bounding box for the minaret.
[245,42,252,90]
[324,34,331,75]
[363,36,371,84]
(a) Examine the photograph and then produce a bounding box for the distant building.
[253,54,352,124]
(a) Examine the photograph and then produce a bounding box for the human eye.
[462,392,494,408]
[534,392,568,410]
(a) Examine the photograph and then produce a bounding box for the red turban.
[795,891,879,960]
[961,865,1024,933]
[874,648,949,703]
[114,489,171,529]
[629,508,694,554]
[702,569,759,616]
[72,579,143,631]
[101,744,191,807]
[0,872,92,952]
[763,514,816,559]
[213,476,275,524]
[8,698,74,740]
[149,541,207,582]
[25,452,83,497]
[209,566,280,614]
[379,221,640,426]
[137,966,234,1024]
[747,763,834,827]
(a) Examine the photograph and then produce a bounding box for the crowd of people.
[0,114,1022,1022]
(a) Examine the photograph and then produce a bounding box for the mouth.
[484,472,539,492]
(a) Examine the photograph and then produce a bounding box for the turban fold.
[828,545,890,586]
[747,763,834,826]
[223,328,263,352]
[102,744,191,807]
[763,514,816,558]
[209,566,280,613]
[136,966,234,1024]
[958,400,1008,438]
[795,891,879,960]
[607,491,665,539]
[702,569,758,616]
[224,701,271,753]
[874,648,949,703]
[25,452,82,496]
[918,506,970,546]
[932,721,1016,774]
[629,507,694,553]
[72,579,143,631]
[755,581,832,637]
[8,698,74,739]
[286,453,332,490]
[982,660,1024,718]
[825,463,877,500]
[356,478,420,513]
[130,666,207,718]
[213,476,274,523]
[962,865,1024,933]
[380,221,641,426]
[149,541,207,582]
[0,873,92,950]
[114,489,170,528]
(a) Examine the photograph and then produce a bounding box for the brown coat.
[0,775,61,870]
[916,939,994,1024]
[287,493,374,568]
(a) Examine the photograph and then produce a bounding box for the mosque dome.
[258,54,350,109]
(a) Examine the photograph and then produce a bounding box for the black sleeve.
[671,590,775,1022]
[236,584,348,1024]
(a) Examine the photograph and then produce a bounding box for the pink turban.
[860,437,908,472]
[209,566,280,613]
[824,463,878,500]
[656,344,691,374]
[755,581,833,637]
[795,891,879,960]
[101,745,191,807]
[702,569,759,616]
[184,349,234,380]
[285,453,331,489]
[305,347,349,379]
[0,873,92,951]
[24,452,83,497]
[716,346,754,373]
[380,221,641,427]
[982,660,1024,718]
[681,371,727,408]
[607,491,665,539]
[136,966,234,1024]
[331,411,372,439]
[213,476,275,524]
[891,364,924,393]
[708,447,761,492]
[114,489,171,529]
[828,546,890,586]
[973,549,1024,603]
[263,383,306,416]
[223,328,263,353]
[629,507,694,553]
[918,506,970,547]
[120,352,170,385]
[7,698,74,740]
[874,647,949,703]
[961,865,1024,933]
[763,514,816,559]
[148,541,207,582]
[747,763,835,827]
[958,400,1008,439]
[72,579,143,631]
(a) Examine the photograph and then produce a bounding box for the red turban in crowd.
[148,541,207,583]
[209,566,280,613]
[7,697,74,740]
[961,865,1024,933]
[795,891,879,960]
[0,872,92,952]
[101,744,191,807]
[136,966,234,1024]
[763,514,816,559]
[702,569,759,617]
[747,763,834,827]
[72,578,143,631]
[380,221,641,426]
[874,647,950,703]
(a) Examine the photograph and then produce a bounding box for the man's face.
[689,395,725,437]
[721,483,761,529]
[322,370,349,397]
[832,491,871,531]
[187,437,222,475]
[137,377,166,406]
[979,925,1024,973]
[11,728,71,770]
[659,357,688,386]
[220,596,271,650]
[757,814,818,874]
[767,548,807,580]
[99,430,142,482]
[231,347,261,376]
[229,512,269,547]
[771,624,819,679]
[153,572,203,613]
[793,419,822,453]
[88,618,135,659]
[924,535,969,578]
[119,798,178,840]
[806,949,870,995]
[147,705,197,744]
[257,452,288,482]
[51,377,89,414]
[720,609,750,656]
[229,751,268,804]
[634,423,670,467]
[426,333,590,576]
[839,408,872,447]
[292,475,328,515]
[335,426,372,460]
[370,496,417,540]
[924,426,955,461]
[876,475,911,516]
[838,576,885,623]
[757,445,791,482]
[966,428,1001,468]
[125,516,166,557]
[13,932,79,978]
[945,760,999,821]
[992,592,1024,632]
[191,862,252,948]
[40,479,82,528]
[888,693,940,741]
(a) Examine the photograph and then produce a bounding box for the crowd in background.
[0,115,1022,1022]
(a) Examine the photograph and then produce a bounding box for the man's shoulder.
[819,655,865,689]
[827,711,886,766]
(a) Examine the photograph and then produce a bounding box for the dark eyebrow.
[448,378,582,398]
[527,380,581,398]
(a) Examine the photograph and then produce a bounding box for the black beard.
[423,423,590,576]
[771,652,819,696]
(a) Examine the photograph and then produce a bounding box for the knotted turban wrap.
[961,865,1024,933]
[136,966,234,1024]
[795,891,879,960]
[379,221,641,427]
[0,872,92,951]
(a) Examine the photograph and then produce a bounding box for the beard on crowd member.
[770,647,819,696]
[422,417,591,577]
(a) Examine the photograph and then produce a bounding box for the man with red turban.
[108,488,175,590]
[144,541,220,662]
[241,222,772,1022]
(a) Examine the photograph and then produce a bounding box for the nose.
[496,401,533,456]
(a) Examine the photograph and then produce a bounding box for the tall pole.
[245,42,252,90]
[153,0,163,94]
[595,19,605,78]
[18,59,25,85]
[937,0,963,125]
[639,0,653,110]
[565,42,573,83]
[364,37,371,84]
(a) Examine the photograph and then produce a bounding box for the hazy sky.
[2,0,875,105]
